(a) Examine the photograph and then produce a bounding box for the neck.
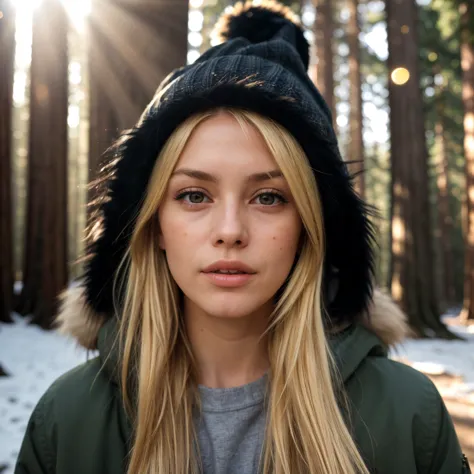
[184,299,271,389]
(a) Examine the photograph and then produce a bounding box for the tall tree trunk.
[313,0,336,124]
[386,0,454,338]
[347,0,365,197]
[0,1,15,323]
[460,2,474,321]
[434,115,456,308]
[87,0,188,190]
[16,0,69,329]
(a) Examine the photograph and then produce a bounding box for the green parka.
[15,289,471,474]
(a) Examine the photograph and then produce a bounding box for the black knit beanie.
[80,0,375,328]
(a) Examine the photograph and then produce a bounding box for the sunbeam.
[12,0,91,33]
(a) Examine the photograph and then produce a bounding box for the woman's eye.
[254,192,287,206]
[176,191,209,204]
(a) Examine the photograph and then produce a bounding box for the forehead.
[176,113,278,172]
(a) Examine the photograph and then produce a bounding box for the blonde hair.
[118,108,370,474]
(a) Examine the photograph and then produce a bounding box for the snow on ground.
[1,313,473,473]
[0,314,92,474]
[391,319,474,404]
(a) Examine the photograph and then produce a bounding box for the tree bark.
[460,2,474,321]
[386,0,455,338]
[16,0,69,329]
[347,0,365,197]
[313,0,336,124]
[434,116,456,308]
[0,1,15,323]
[87,0,188,188]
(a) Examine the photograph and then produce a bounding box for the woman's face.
[158,113,302,321]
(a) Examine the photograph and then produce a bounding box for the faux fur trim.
[362,289,411,346]
[212,1,310,71]
[55,283,107,350]
[55,285,409,350]
[214,0,303,42]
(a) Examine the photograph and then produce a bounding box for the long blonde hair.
[118,108,370,474]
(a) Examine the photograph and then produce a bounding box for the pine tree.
[386,0,455,337]
[347,0,365,197]
[0,0,15,323]
[434,102,456,308]
[313,0,336,122]
[16,0,69,328]
[419,3,460,310]
[460,1,474,320]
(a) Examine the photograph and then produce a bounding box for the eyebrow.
[171,168,284,183]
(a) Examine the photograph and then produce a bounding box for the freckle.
[273,236,276,240]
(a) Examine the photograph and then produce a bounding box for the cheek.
[264,219,302,263]
[158,208,191,250]
[158,211,203,286]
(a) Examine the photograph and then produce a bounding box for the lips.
[211,269,246,274]
[201,262,255,288]
[202,260,256,275]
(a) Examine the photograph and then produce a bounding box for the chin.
[205,303,259,320]
[199,294,270,320]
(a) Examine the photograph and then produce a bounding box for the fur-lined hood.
[56,285,410,351]
[76,1,376,330]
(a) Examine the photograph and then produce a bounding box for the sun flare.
[11,0,91,107]
[12,0,91,33]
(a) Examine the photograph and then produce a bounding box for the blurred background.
[0,0,473,472]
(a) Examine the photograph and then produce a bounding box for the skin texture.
[158,113,302,387]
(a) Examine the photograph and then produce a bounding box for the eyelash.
[174,188,288,206]
[255,191,289,206]
[174,189,210,205]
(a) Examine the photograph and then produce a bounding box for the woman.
[16,2,470,474]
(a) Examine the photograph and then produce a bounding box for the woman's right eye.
[175,191,210,204]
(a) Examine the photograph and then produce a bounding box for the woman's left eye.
[253,192,287,206]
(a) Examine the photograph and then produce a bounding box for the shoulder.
[24,357,121,453]
[16,358,121,474]
[346,355,445,437]
[346,356,464,474]
[351,355,437,402]
[38,356,117,417]
[25,358,113,432]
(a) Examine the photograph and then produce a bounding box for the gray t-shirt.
[195,373,268,474]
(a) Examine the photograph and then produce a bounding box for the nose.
[211,200,249,249]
